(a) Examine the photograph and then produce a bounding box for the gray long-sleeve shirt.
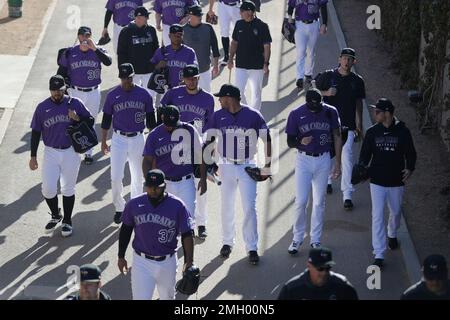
[183,23,220,73]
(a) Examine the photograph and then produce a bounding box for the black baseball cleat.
[327,184,333,194]
[84,155,94,165]
[114,212,122,224]
[248,251,259,265]
[197,226,207,239]
[61,223,73,237]
[344,199,354,211]
[45,209,62,234]
[388,237,398,250]
[372,258,384,269]
[220,245,232,258]
[304,75,313,87]
[220,57,229,66]
[296,79,304,90]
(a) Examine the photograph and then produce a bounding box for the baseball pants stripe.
[370,183,404,259]
[199,69,212,93]
[113,23,125,55]
[165,178,196,227]
[218,2,240,38]
[292,152,331,244]
[131,251,177,300]
[235,68,264,111]
[194,177,207,227]
[110,132,145,212]
[294,20,319,79]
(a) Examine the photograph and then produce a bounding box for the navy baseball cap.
[183,64,200,78]
[214,84,241,99]
[118,63,135,79]
[161,105,181,127]
[145,169,166,187]
[134,6,149,18]
[49,75,66,91]
[188,5,203,16]
[306,88,322,104]
[240,1,256,11]
[370,98,395,113]
[340,47,356,59]
[423,254,448,280]
[170,24,184,34]
[308,247,336,268]
[77,26,92,36]
[80,264,102,282]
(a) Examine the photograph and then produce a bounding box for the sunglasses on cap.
[315,266,332,272]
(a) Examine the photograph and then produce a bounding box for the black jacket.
[117,22,159,74]
[359,118,417,187]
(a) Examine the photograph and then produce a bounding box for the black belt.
[165,174,192,182]
[135,250,174,262]
[52,146,71,150]
[226,158,250,165]
[116,23,127,27]
[114,130,143,137]
[300,151,327,157]
[299,19,318,24]
[222,1,238,6]
[70,85,99,92]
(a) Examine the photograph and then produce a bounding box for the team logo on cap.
[321,252,329,259]
[430,264,438,271]
[150,175,157,181]
[81,270,88,276]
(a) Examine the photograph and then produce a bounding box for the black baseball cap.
[80,264,102,282]
[308,247,336,268]
[49,75,66,91]
[183,64,200,78]
[340,47,356,59]
[118,63,135,79]
[306,88,323,104]
[77,26,92,36]
[370,98,395,113]
[170,24,184,34]
[240,0,256,11]
[161,105,181,127]
[145,169,166,187]
[188,5,203,16]
[214,84,241,99]
[423,254,448,280]
[134,6,149,18]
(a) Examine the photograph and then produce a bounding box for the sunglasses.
[316,266,332,272]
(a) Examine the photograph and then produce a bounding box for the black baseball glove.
[244,167,272,182]
[176,265,200,295]
[351,163,369,185]
[97,34,111,46]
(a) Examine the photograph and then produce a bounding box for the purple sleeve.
[160,89,172,106]
[153,0,162,14]
[145,92,154,113]
[122,201,135,227]
[30,107,42,132]
[178,203,193,235]
[189,49,197,65]
[285,110,299,136]
[73,99,93,118]
[256,111,268,131]
[103,93,113,115]
[321,0,329,5]
[151,48,163,64]
[330,107,340,130]
[143,133,156,156]
[105,0,114,11]
[288,0,295,7]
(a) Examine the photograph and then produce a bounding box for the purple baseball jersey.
[205,105,269,160]
[285,103,340,154]
[30,96,92,148]
[103,84,154,132]
[153,0,195,25]
[58,46,106,87]
[151,45,197,89]
[143,122,202,178]
[122,192,193,256]
[288,0,328,21]
[160,86,214,133]
[106,0,143,26]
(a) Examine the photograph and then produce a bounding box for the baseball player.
[58,26,112,165]
[29,75,94,237]
[204,84,272,265]
[160,64,215,238]
[102,0,143,55]
[65,264,111,300]
[117,6,159,98]
[207,0,242,65]
[228,1,272,111]
[278,247,358,300]
[151,24,198,90]
[287,0,328,90]
[153,0,197,46]
[285,88,342,253]
[101,63,156,225]
[142,105,207,231]
[183,5,220,93]
[118,169,195,300]
[358,98,416,268]
[316,48,365,208]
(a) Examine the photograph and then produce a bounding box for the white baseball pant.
[292,152,331,244]
[199,69,212,93]
[67,86,101,157]
[328,130,356,201]
[133,74,157,100]
[113,23,125,55]
[165,176,196,227]
[370,183,404,259]
[235,68,264,111]
[110,132,145,212]
[162,24,171,47]
[219,162,258,252]
[194,177,207,227]
[41,146,81,199]
[131,251,177,300]
[294,20,320,80]
[218,2,240,37]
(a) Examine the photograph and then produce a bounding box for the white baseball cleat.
[61,223,73,237]
[288,241,301,255]
[45,210,62,234]
[310,242,321,249]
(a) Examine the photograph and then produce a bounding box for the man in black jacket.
[359,98,417,268]
[117,6,159,98]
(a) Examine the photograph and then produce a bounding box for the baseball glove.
[206,13,218,25]
[244,167,272,182]
[351,163,369,185]
[176,265,200,295]
[193,163,219,179]
[97,34,111,46]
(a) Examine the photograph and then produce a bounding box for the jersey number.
[87,69,100,81]
[158,228,176,244]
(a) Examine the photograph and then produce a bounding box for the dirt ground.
[334,0,450,264]
[0,0,53,55]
